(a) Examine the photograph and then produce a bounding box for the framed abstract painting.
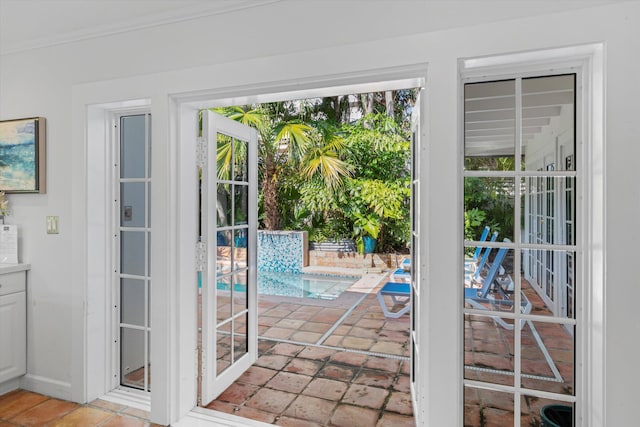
[0,117,46,193]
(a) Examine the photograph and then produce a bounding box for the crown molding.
[0,0,282,55]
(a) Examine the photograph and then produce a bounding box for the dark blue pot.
[363,236,377,254]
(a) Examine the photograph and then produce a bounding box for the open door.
[200,110,258,405]
[410,89,423,423]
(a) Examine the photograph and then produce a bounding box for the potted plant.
[352,213,381,254]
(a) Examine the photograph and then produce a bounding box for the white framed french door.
[200,110,258,405]
[113,112,152,393]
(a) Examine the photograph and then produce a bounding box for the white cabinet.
[0,265,28,384]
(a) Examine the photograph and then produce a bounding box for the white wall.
[1,1,639,425]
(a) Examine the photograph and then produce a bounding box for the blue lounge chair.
[465,226,490,266]
[464,240,531,330]
[377,282,411,318]
[465,231,498,281]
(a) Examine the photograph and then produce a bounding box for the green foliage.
[211,91,415,251]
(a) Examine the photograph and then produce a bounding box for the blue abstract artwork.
[0,117,45,192]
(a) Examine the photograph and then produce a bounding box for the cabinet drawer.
[0,272,25,296]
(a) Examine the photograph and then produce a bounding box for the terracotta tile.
[271,343,305,357]
[300,322,332,334]
[262,308,293,318]
[245,388,296,414]
[343,384,389,410]
[364,356,400,373]
[275,415,322,427]
[355,319,384,329]
[9,398,79,426]
[258,316,280,327]
[238,366,278,386]
[318,364,358,381]
[283,395,337,424]
[399,361,411,375]
[204,400,237,414]
[0,390,49,420]
[275,318,307,329]
[369,341,405,355]
[349,327,380,339]
[341,336,374,351]
[376,412,416,427]
[322,336,343,346]
[297,346,336,361]
[331,352,367,366]
[49,407,113,426]
[284,358,322,376]
[310,308,345,323]
[267,372,312,393]
[302,378,348,401]
[102,415,147,427]
[353,369,395,388]
[0,421,16,427]
[235,406,277,423]
[290,331,323,343]
[255,354,291,370]
[217,382,259,404]
[393,375,411,393]
[262,327,294,339]
[330,403,379,427]
[385,392,413,415]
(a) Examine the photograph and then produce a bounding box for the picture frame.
[0,117,46,193]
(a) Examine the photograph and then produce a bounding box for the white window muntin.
[462,70,582,423]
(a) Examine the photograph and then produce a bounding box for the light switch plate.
[46,216,59,234]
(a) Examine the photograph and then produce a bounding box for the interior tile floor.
[0,390,159,427]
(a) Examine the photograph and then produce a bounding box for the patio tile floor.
[206,272,414,426]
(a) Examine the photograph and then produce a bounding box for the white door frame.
[173,67,427,424]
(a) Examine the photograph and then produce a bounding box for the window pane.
[121,231,145,276]
[234,184,248,225]
[216,132,233,181]
[521,321,574,395]
[216,322,232,375]
[522,176,575,246]
[120,278,145,326]
[233,313,248,362]
[521,249,576,319]
[521,396,574,427]
[464,314,514,387]
[121,182,145,227]
[216,184,231,227]
[216,274,232,323]
[120,327,145,389]
[465,79,516,171]
[233,138,248,182]
[216,230,232,275]
[522,75,575,172]
[464,387,514,426]
[464,177,515,242]
[120,115,146,179]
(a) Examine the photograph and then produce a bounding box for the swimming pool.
[217,271,358,300]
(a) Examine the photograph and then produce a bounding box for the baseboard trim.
[20,374,72,401]
[0,378,21,396]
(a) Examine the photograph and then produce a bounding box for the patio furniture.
[465,226,490,267]
[377,281,411,318]
[465,230,498,280]
[464,240,532,330]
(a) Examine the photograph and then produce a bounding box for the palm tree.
[212,102,351,230]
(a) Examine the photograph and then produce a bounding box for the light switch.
[47,216,59,234]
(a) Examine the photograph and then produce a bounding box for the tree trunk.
[384,91,394,118]
[262,161,280,230]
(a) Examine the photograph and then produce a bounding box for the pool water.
[217,271,358,300]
